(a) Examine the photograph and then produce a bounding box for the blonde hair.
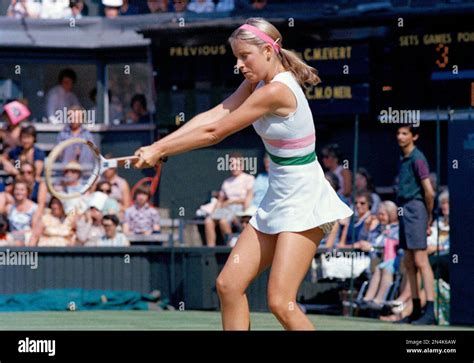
[379,201,398,224]
[229,18,321,88]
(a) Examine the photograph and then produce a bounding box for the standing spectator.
[188,0,214,13]
[250,153,269,209]
[321,143,352,199]
[395,125,435,325]
[1,100,31,153]
[103,0,122,18]
[100,214,129,246]
[127,94,151,124]
[55,105,95,165]
[7,181,40,245]
[172,0,188,12]
[123,186,160,235]
[30,197,75,247]
[120,0,139,15]
[5,125,45,181]
[355,167,381,214]
[45,69,80,122]
[204,154,254,246]
[146,0,168,13]
[16,161,47,213]
[101,164,131,213]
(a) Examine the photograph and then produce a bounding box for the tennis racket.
[45,137,165,200]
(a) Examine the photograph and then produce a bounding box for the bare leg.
[204,217,216,247]
[403,251,419,298]
[218,218,232,241]
[267,226,325,330]
[216,224,277,330]
[413,250,435,301]
[373,268,394,304]
[363,268,382,301]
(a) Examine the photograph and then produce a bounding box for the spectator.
[427,190,450,255]
[204,154,254,246]
[355,167,381,214]
[250,153,269,209]
[120,0,139,15]
[65,0,85,19]
[127,94,151,124]
[100,214,129,246]
[56,160,85,195]
[96,181,121,216]
[356,201,400,309]
[321,143,352,198]
[325,171,350,206]
[250,0,267,10]
[30,197,75,247]
[40,0,70,19]
[103,0,122,18]
[146,0,169,13]
[7,181,40,245]
[76,193,107,246]
[188,0,214,13]
[338,191,374,247]
[123,186,160,235]
[172,0,188,12]
[5,125,45,181]
[0,213,15,246]
[16,161,47,213]
[6,0,29,19]
[45,69,80,122]
[0,191,14,214]
[1,100,31,153]
[215,0,234,12]
[89,88,124,125]
[55,105,95,165]
[100,163,131,212]
[395,125,435,325]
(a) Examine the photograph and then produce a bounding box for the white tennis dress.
[249,71,353,234]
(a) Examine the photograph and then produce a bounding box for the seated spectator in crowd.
[126,94,151,124]
[1,100,30,153]
[76,193,107,246]
[96,181,121,216]
[4,125,45,181]
[172,0,189,12]
[0,176,14,198]
[65,0,85,19]
[16,161,47,213]
[337,191,374,247]
[99,214,129,246]
[147,0,169,13]
[46,69,80,122]
[427,190,450,255]
[100,163,131,212]
[228,207,253,247]
[58,161,85,195]
[7,181,40,245]
[321,143,352,199]
[204,154,254,246]
[40,0,70,19]
[215,0,234,12]
[0,191,14,214]
[250,153,269,209]
[355,167,381,214]
[325,171,350,206]
[103,0,122,18]
[123,186,160,235]
[55,105,95,165]
[0,213,15,246]
[6,0,30,19]
[188,0,214,13]
[250,0,267,10]
[120,0,139,15]
[30,197,75,247]
[356,201,400,309]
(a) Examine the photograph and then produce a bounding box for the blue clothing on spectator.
[30,181,40,203]
[251,172,269,207]
[345,212,371,245]
[8,146,45,163]
[55,126,95,165]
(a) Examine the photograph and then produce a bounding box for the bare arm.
[341,169,352,198]
[421,177,435,232]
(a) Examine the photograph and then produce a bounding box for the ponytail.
[279,48,321,88]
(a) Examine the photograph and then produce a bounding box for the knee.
[204,217,214,226]
[216,274,240,298]
[267,293,295,320]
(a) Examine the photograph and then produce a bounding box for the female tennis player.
[134,17,353,330]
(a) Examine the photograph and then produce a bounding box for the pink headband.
[238,24,281,54]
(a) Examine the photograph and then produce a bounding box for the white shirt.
[99,233,130,247]
[45,85,80,121]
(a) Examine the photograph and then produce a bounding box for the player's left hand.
[134,143,164,169]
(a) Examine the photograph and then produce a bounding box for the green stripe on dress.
[266,150,316,166]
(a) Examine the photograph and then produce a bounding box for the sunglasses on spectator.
[99,188,111,194]
[102,223,115,227]
[355,201,367,205]
[20,170,33,174]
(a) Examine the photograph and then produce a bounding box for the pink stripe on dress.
[263,133,315,149]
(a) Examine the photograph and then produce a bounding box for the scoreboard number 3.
[435,43,449,69]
